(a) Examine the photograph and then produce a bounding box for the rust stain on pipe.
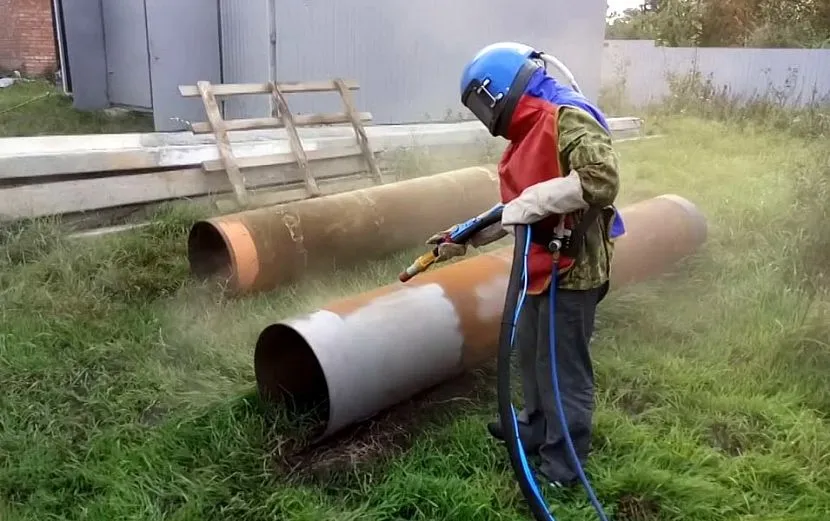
[188,166,500,294]
[254,194,709,441]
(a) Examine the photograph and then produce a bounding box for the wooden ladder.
[179,79,383,209]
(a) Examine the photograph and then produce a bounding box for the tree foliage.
[606,0,830,48]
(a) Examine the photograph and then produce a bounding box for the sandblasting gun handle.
[398,204,504,283]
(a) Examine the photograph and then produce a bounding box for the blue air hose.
[498,224,609,521]
[497,224,554,521]
[546,242,610,521]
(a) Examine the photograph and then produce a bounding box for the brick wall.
[0,0,57,76]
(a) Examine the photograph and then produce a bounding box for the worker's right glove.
[425,230,468,262]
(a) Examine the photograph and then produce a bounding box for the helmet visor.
[461,78,499,133]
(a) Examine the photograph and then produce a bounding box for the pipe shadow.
[267,363,498,486]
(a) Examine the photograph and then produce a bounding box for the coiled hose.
[497,224,610,521]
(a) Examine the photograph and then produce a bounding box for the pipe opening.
[254,324,330,436]
[188,221,232,280]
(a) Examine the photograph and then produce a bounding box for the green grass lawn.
[2,114,830,520]
[0,79,153,137]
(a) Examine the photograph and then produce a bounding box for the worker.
[425,42,623,488]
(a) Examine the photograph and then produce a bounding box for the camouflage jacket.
[555,106,620,291]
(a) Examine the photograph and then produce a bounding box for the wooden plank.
[196,81,250,207]
[179,79,360,97]
[1,155,367,220]
[68,171,401,239]
[269,82,321,197]
[188,111,372,134]
[333,77,383,185]
[201,145,362,172]
[0,118,644,180]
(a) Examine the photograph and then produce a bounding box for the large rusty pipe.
[254,194,708,441]
[188,166,500,294]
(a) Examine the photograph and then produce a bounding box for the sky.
[606,0,643,16]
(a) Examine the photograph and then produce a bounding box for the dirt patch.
[274,364,497,483]
[708,421,745,456]
[607,384,662,419]
[617,493,661,521]
[138,402,169,427]
[706,414,775,456]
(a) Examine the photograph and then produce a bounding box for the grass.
[3,94,830,519]
[0,79,153,137]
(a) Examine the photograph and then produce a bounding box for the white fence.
[601,39,830,108]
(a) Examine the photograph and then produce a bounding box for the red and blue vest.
[498,95,576,295]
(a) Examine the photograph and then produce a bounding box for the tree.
[606,7,658,40]
[605,0,830,48]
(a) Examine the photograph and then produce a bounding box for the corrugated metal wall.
[219,0,271,119]
[602,40,830,107]
[220,0,607,123]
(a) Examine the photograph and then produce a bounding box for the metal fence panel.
[602,40,830,107]
[101,0,153,109]
[146,0,223,131]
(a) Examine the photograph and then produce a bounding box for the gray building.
[56,0,607,131]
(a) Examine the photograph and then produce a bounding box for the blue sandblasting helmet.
[460,42,543,138]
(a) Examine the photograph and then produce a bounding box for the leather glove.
[425,229,468,262]
[502,171,589,226]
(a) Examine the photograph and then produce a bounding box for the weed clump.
[788,153,830,294]
[1,204,205,311]
[0,216,64,266]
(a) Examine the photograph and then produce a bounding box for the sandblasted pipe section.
[254,194,709,441]
[188,166,500,294]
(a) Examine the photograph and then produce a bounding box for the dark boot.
[534,467,580,490]
[486,411,546,453]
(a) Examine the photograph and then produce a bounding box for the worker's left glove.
[502,171,589,226]
[426,230,468,262]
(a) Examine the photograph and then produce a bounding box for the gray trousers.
[516,282,608,483]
